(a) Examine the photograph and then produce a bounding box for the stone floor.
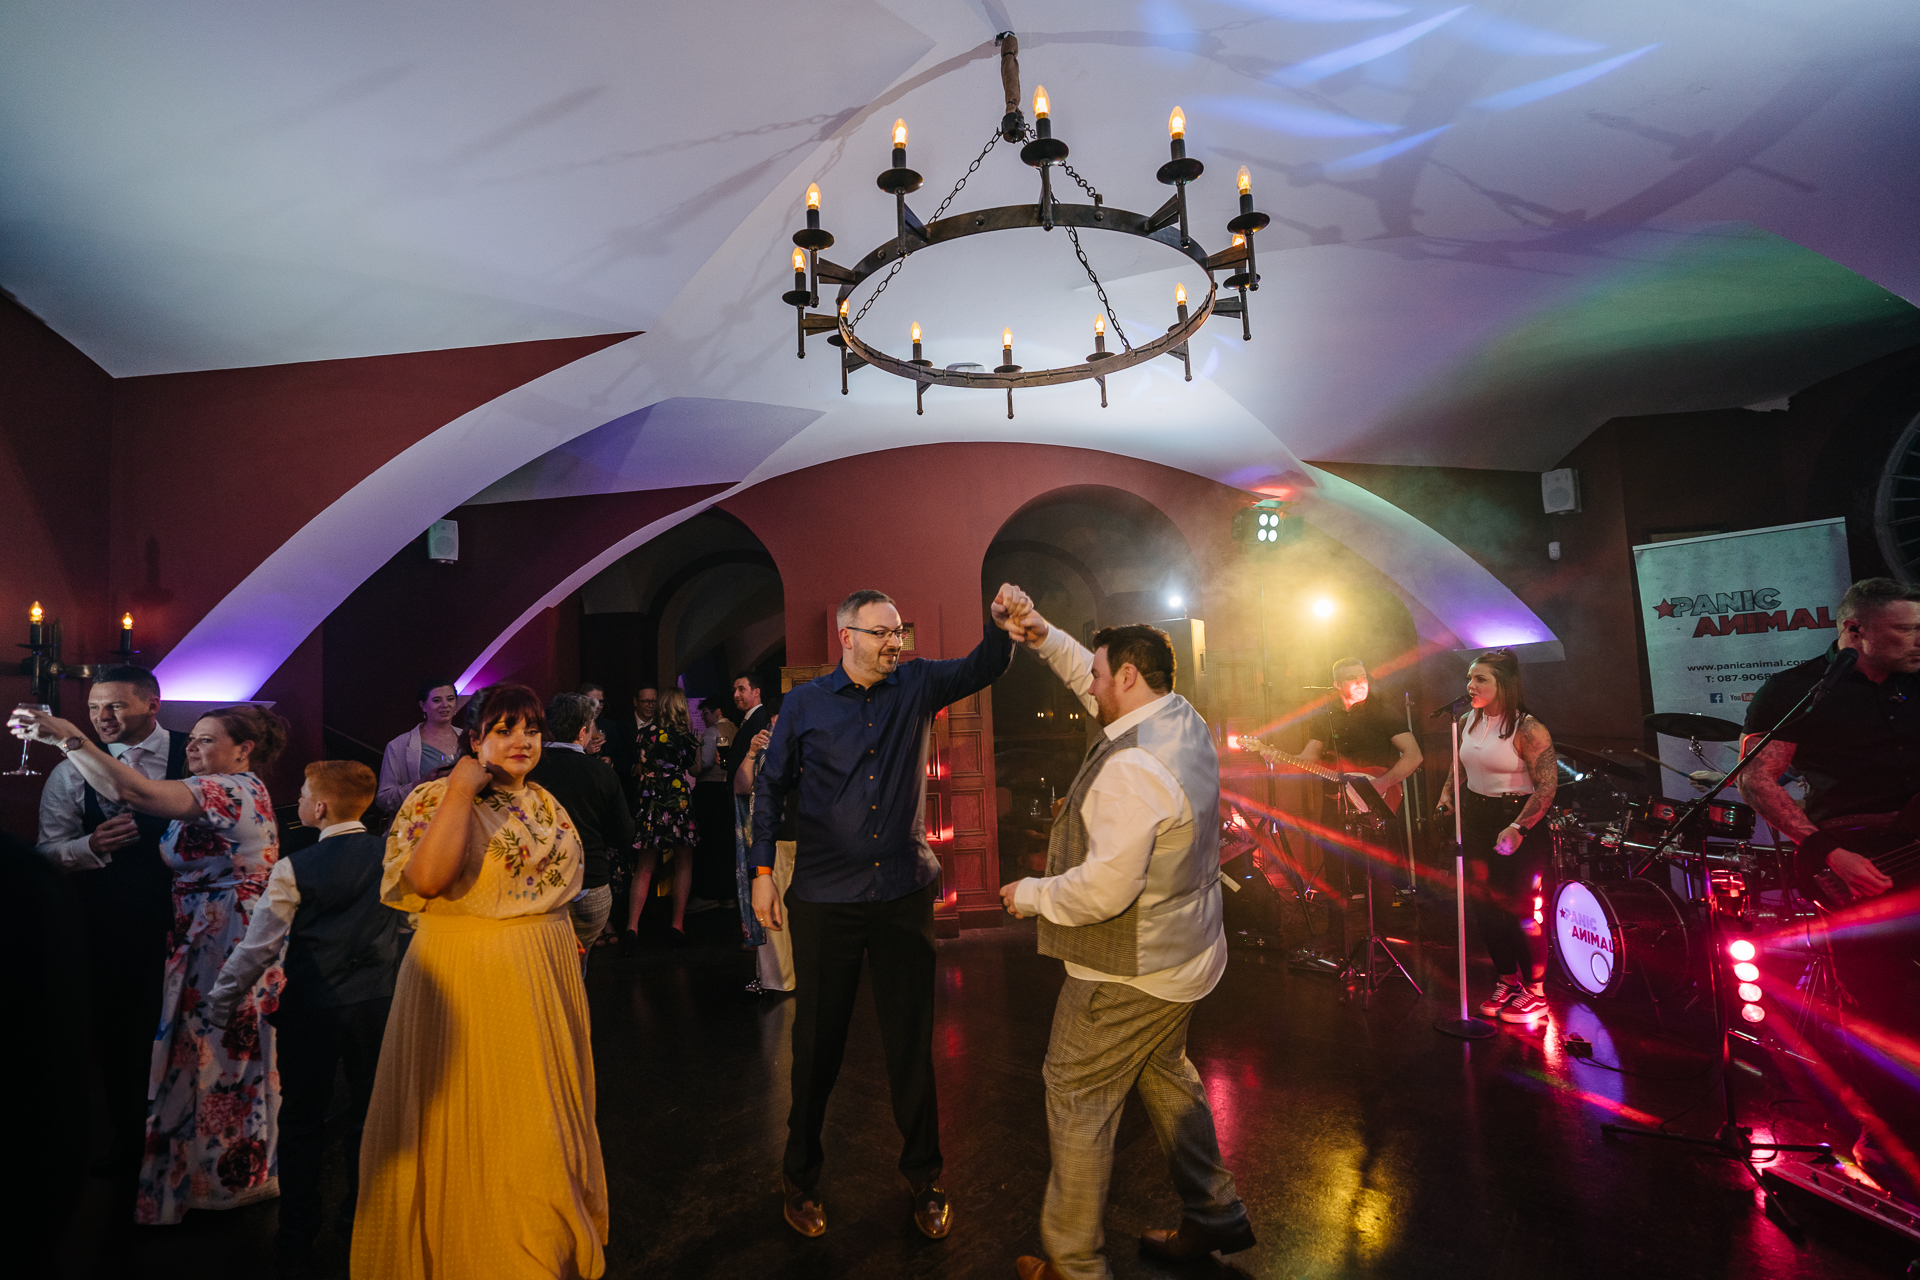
[63,895,1915,1278]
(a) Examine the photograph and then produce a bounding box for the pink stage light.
[1737,982,1763,1003]
[1733,961,1759,982]
[1741,1004,1766,1024]
[1727,939,1756,962]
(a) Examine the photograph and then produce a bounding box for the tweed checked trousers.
[1041,975,1248,1279]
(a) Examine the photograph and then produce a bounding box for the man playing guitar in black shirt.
[1302,657,1423,887]
[1738,576,1920,1199]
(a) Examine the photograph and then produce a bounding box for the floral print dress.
[617,723,699,888]
[139,772,284,1225]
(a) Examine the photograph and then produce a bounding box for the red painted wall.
[106,331,635,664]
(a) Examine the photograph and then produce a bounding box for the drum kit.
[1545,712,1815,1005]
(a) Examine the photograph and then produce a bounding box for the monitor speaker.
[1541,468,1581,514]
[427,518,459,564]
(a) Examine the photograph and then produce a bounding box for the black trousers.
[83,909,170,1199]
[784,879,941,1192]
[692,780,737,901]
[1462,790,1551,982]
[270,997,391,1242]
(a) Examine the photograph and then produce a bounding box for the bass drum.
[1553,878,1691,1000]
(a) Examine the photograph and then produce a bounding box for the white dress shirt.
[1012,627,1228,1004]
[206,820,367,1026]
[35,722,173,871]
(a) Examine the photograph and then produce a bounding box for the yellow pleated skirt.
[352,909,609,1279]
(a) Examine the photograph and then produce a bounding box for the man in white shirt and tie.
[991,596,1255,1280]
[35,666,189,1211]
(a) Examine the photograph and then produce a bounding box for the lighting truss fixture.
[778,32,1268,418]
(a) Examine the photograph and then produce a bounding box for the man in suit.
[531,692,635,969]
[35,664,188,1208]
[725,671,771,782]
[208,760,399,1252]
[995,600,1255,1280]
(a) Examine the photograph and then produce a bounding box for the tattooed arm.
[1511,717,1557,831]
[1734,737,1815,844]
[1736,735,1892,898]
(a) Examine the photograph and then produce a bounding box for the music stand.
[1599,668,1838,1228]
[1327,697,1421,1007]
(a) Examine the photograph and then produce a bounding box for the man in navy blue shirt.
[751,586,1022,1242]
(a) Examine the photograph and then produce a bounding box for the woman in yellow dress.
[352,684,609,1279]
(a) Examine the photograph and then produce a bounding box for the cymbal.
[1556,741,1650,783]
[1645,711,1744,742]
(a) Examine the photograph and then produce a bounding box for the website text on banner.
[1632,518,1851,843]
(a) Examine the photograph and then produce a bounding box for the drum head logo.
[1555,882,1617,996]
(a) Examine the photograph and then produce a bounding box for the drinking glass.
[6,703,52,777]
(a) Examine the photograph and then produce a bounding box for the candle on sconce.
[805,182,821,230]
[1093,312,1106,355]
[1237,165,1252,199]
[892,117,908,168]
[1002,328,1013,366]
[911,321,924,363]
[29,601,43,647]
[121,612,133,652]
[791,247,807,293]
[1033,85,1051,139]
[1167,105,1186,159]
[1175,282,1189,323]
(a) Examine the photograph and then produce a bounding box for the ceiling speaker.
[1541,468,1581,515]
[426,518,459,564]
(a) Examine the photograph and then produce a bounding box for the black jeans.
[270,997,391,1242]
[1462,790,1551,983]
[783,879,941,1192]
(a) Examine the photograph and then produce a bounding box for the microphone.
[1428,693,1472,720]
[1811,647,1858,704]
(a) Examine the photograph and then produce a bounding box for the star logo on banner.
[1653,599,1677,618]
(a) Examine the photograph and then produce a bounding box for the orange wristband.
[754,867,774,877]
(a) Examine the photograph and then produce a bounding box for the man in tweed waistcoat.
[994,593,1255,1280]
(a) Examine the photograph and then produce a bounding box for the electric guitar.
[1238,738,1402,825]
[1794,796,1920,911]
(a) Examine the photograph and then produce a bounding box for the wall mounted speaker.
[1541,468,1581,515]
[427,518,459,563]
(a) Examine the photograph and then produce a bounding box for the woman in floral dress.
[617,687,700,947]
[13,703,289,1224]
[353,683,607,1279]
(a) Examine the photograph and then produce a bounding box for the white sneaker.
[1478,979,1522,1017]
[1500,986,1550,1024]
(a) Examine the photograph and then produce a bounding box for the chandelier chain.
[1049,148,1132,351]
[848,125,1007,334]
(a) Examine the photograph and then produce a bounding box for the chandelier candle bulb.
[1033,85,1051,139]
[892,118,908,167]
[805,182,821,230]
[29,601,43,647]
[1093,312,1106,354]
[1003,329,1012,364]
[791,248,806,292]
[910,322,924,364]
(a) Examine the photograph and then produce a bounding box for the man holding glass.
[750,587,1021,1242]
[35,665,189,1209]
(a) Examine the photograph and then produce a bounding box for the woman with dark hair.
[376,678,462,813]
[12,702,292,1223]
[352,683,608,1279]
[1435,649,1559,1024]
[620,686,700,949]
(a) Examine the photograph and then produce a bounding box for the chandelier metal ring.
[779,30,1266,418]
[832,202,1218,397]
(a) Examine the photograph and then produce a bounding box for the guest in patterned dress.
[618,687,700,949]
[352,683,609,1280]
[12,703,291,1225]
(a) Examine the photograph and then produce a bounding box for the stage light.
[1737,982,1763,1004]
[1733,961,1759,982]
[1311,598,1335,618]
[1728,939,1756,962]
[1741,1004,1766,1024]
[1168,594,1183,609]
[1226,733,1241,750]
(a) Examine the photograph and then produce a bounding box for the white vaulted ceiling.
[7,2,1920,694]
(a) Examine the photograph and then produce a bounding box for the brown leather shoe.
[781,1176,825,1238]
[1140,1217,1257,1260]
[1015,1258,1068,1280]
[910,1182,952,1239]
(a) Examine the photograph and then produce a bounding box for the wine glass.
[6,703,52,777]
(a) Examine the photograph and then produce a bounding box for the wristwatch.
[61,734,86,754]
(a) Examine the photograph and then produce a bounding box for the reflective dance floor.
[94,900,1902,1278]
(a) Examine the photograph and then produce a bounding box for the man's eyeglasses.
[845,625,910,643]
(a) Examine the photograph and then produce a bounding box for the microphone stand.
[1436,703,1495,1040]
[1599,663,1841,1229]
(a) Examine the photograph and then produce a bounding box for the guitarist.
[1738,577,1920,1198]
[1301,657,1422,886]
[1738,577,1920,903]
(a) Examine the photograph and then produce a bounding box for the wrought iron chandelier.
[778,33,1269,418]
